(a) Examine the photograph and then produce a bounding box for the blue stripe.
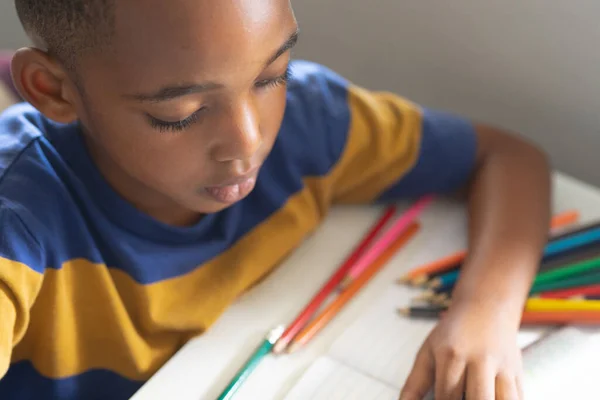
[0,61,352,284]
[0,361,143,400]
[379,108,478,201]
[0,106,41,184]
[0,205,44,274]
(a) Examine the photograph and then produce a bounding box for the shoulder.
[0,103,77,250]
[274,60,353,178]
[0,199,45,273]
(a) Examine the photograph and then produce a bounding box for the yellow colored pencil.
[525,298,600,312]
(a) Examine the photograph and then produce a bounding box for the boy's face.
[72,0,297,224]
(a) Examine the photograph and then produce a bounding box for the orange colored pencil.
[399,250,465,284]
[400,209,580,284]
[520,310,600,325]
[288,222,421,352]
[549,210,581,233]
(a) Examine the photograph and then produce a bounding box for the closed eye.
[255,66,292,89]
[147,107,207,133]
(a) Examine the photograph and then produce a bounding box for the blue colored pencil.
[430,226,600,291]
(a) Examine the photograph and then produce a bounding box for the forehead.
[93,0,296,91]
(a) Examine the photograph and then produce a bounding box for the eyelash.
[148,67,291,133]
[147,108,205,133]
[255,66,292,89]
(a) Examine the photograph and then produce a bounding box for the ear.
[10,48,78,124]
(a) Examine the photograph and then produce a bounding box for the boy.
[0,0,550,399]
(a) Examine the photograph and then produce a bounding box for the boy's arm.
[289,62,550,399]
[451,123,550,323]
[0,207,45,379]
[399,124,550,400]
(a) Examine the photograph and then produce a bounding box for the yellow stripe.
[0,258,44,346]
[330,85,423,204]
[1,285,18,377]
[12,177,333,380]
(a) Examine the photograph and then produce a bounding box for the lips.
[203,173,258,204]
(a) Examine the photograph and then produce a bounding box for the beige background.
[1,1,599,185]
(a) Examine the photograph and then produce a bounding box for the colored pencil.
[520,310,600,325]
[550,219,600,242]
[399,305,600,326]
[534,256,600,286]
[397,305,446,319]
[399,250,465,285]
[530,270,600,295]
[430,255,600,290]
[426,250,600,301]
[427,270,459,289]
[543,226,600,260]
[288,222,421,353]
[547,210,583,232]
[341,195,434,288]
[537,284,600,299]
[216,326,285,400]
[400,298,600,319]
[538,245,600,273]
[401,210,580,285]
[272,205,398,354]
[430,221,600,292]
[525,298,600,312]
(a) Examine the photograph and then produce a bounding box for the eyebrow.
[126,29,300,103]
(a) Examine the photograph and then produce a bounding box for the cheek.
[258,89,287,143]
[89,111,211,189]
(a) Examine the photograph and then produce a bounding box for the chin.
[191,193,252,214]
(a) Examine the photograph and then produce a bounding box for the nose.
[212,96,262,163]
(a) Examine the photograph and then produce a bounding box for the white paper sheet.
[522,327,600,399]
[283,284,553,400]
[283,357,399,400]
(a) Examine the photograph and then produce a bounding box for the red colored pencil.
[537,284,600,299]
[272,205,397,354]
[289,223,421,352]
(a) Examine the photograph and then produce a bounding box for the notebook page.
[522,327,600,399]
[327,284,548,388]
[283,356,399,400]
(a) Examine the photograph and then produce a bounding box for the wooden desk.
[131,172,600,400]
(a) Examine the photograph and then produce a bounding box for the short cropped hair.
[14,0,115,70]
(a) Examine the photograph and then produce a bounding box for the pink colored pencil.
[340,195,435,287]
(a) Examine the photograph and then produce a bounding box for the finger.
[399,345,435,400]
[434,352,466,400]
[515,375,524,399]
[514,354,525,399]
[465,361,495,400]
[495,372,519,400]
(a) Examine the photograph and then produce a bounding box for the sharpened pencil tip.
[410,275,428,286]
[286,342,301,354]
[272,341,286,355]
[339,276,352,290]
[427,278,442,289]
[397,307,410,316]
[414,291,435,302]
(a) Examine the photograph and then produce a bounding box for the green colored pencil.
[217,325,285,400]
[534,256,600,285]
[530,270,600,295]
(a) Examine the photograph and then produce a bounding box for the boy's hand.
[399,302,524,400]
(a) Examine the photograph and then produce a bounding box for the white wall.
[0,3,28,49]
[1,1,599,185]
[291,0,600,186]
